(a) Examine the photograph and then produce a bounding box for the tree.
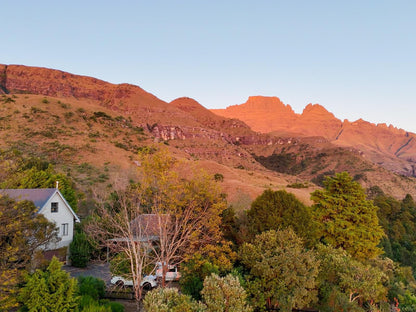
[69,231,92,268]
[180,253,219,300]
[374,193,416,270]
[0,195,58,310]
[19,257,79,311]
[87,147,232,303]
[246,189,317,245]
[201,273,252,312]
[0,154,78,210]
[316,244,388,311]
[77,276,123,312]
[239,229,319,312]
[136,148,234,284]
[311,172,384,260]
[143,287,205,312]
[87,186,155,302]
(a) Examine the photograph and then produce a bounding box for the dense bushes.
[70,232,92,268]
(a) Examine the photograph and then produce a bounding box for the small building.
[0,186,80,251]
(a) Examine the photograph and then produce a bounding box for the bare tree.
[87,148,231,304]
[137,149,229,286]
[87,186,156,302]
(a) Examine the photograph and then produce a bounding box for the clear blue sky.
[3,1,416,132]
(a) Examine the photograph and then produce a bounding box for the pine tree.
[19,257,79,311]
[311,172,384,260]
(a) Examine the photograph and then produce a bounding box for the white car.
[155,263,181,281]
[110,274,157,290]
[110,263,181,288]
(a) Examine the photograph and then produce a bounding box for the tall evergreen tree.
[246,189,317,245]
[311,172,384,260]
[19,257,79,311]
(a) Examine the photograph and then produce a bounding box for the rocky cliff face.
[0,64,200,127]
[0,65,284,170]
[212,96,416,176]
[212,96,298,133]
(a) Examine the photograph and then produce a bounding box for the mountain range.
[1,64,415,209]
[212,96,416,176]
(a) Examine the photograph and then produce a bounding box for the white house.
[0,187,80,250]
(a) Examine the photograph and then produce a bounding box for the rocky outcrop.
[211,96,416,176]
[0,64,196,125]
[0,65,7,94]
[212,96,298,133]
[2,64,133,101]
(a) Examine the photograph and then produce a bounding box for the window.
[51,202,58,213]
[62,223,69,236]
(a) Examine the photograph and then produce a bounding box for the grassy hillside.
[1,91,415,214]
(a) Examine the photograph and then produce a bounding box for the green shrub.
[114,142,129,150]
[93,111,113,120]
[2,96,15,103]
[104,301,125,312]
[201,273,252,312]
[143,288,205,312]
[78,276,105,300]
[214,173,224,182]
[70,232,92,267]
[64,111,74,119]
[180,254,219,300]
[60,102,71,109]
[31,106,46,113]
[286,182,308,188]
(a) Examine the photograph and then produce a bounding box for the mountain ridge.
[1,64,416,202]
[211,96,416,176]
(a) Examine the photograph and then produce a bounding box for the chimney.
[56,181,59,189]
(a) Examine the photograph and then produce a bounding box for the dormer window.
[51,202,58,213]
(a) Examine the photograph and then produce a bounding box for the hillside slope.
[0,64,415,204]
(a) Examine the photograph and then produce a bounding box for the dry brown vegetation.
[1,64,416,208]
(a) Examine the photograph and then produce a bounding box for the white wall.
[39,192,75,249]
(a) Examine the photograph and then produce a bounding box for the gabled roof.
[1,188,57,210]
[130,213,170,238]
[0,188,80,222]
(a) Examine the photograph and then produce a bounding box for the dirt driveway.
[64,260,112,284]
[64,261,144,311]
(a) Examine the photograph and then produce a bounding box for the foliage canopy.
[311,172,384,260]
[0,195,58,310]
[240,229,319,312]
[19,257,79,311]
[246,189,317,245]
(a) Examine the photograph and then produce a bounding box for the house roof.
[108,214,170,244]
[0,188,80,222]
[131,214,170,238]
[1,188,57,209]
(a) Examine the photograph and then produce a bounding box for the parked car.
[155,262,181,281]
[110,274,157,290]
[110,263,181,288]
